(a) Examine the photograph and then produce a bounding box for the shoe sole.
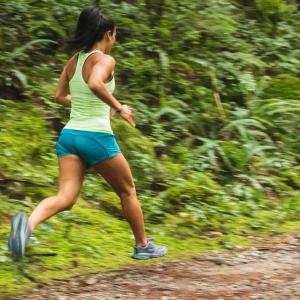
[131,249,168,260]
[8,212,28,259]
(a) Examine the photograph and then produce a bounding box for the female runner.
[8,5,167,260]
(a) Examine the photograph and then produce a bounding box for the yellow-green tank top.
[64,49,115,133]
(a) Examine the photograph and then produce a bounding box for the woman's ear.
[107,30,113,40]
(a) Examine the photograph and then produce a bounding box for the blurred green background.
[1,0,300,297]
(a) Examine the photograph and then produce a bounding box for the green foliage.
[1,0,300,217]
[0,99,58,188]
[220,141,249,172]
[158,172,221,213]
[255,0,293,21]
[250,96,300,153]
[98,191,123,219]
[284,191,300,219]
[111,118,156,189]
[281,167,300,189]
[2,0,300,294]
[262,74,300,100]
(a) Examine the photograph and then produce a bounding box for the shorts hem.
[57,153,78,158]
[89,151,121,166]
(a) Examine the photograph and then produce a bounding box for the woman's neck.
[90,41,109,54]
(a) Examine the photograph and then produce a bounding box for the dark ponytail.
[66,6,115,52]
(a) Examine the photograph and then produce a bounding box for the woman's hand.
[117,104,136,127]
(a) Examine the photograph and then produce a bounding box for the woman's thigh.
[93,153,136,198]
[58,155,86,202]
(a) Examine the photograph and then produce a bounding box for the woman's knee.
[56,194,78,211]
[118,185,137,201]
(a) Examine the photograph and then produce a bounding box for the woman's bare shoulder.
[92,53,116,66]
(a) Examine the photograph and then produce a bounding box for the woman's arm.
[54,64,72,107]
[87,55,136,127]
[87,54,123,112]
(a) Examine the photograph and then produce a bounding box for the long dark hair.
[67,5,115,52]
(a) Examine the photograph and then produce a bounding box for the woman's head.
[67,6,116,53]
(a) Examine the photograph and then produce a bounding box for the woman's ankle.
[136,238,148,248]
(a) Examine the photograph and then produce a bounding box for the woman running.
[8,5,167,260]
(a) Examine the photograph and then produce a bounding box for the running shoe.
[131,237,168,260]
[8,211,31,259]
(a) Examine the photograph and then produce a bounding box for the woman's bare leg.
[28,155,86,231]
[93,153,147,247]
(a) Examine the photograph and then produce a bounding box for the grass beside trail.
[1,196,300,299]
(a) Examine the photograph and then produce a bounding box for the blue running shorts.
[55,128,121,166]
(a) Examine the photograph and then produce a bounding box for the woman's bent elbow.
[87,81,104,91]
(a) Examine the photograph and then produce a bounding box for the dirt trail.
[14,233,300,300]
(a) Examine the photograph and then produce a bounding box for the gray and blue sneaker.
[132,237,167,260]
[8,211,32,259]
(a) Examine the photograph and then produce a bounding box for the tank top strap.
[73,50,104,82]
[80,50,104,63]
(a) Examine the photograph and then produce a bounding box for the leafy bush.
[262,74,300,100]
[1,0,300,240]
